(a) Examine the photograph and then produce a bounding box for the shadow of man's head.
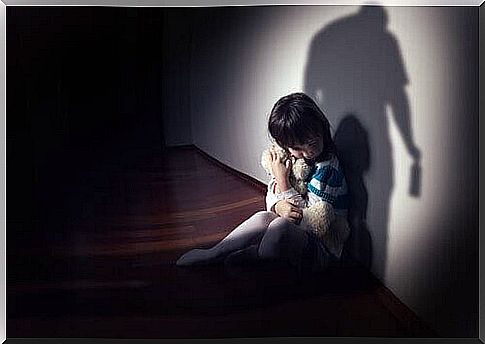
[358,5,388,30]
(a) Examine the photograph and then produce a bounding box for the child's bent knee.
[252,210,277,222]
[254,210,273,217]
[268,216,291,229]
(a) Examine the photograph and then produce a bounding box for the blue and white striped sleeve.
[307,163,349,213]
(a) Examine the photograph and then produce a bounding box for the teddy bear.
[260,143,336,240]
[261,144,312,203]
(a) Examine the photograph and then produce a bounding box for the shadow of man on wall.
[304,5,421,280]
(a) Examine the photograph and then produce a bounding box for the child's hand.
[270,148,291,191]
[274,199,303,223]
[271,180,283,194]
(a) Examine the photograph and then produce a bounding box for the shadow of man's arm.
[388,89,422,197]
[388,89,420,161]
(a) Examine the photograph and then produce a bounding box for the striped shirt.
[306,154,349,216]
[264,154,350,259]
[266,154,349,216]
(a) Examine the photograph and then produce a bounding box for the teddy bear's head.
[260,143,313,195]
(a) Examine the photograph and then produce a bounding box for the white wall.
[188,5,478,336]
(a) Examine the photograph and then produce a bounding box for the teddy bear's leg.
[176,211,278,266]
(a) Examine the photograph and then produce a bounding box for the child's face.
[287,135,324,160]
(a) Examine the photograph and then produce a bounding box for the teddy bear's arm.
[301,201,351,259]
[302,201,335,236]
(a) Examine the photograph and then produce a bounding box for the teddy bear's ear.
[260,148,273,175]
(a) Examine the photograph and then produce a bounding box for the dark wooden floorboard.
[8,145,434,338]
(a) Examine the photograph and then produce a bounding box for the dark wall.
[7,7,165,245]
[480,4,484,342]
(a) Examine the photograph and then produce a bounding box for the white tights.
[176,211,309,267]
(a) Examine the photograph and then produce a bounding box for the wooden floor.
[8,144,437,338]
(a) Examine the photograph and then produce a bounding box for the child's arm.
[266,148,308,210]
[266,177,308,212]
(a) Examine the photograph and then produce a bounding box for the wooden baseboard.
[193,144,268,195]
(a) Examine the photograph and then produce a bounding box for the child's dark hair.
[268,92,335,160]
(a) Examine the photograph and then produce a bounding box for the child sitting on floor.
[176,92,350,273]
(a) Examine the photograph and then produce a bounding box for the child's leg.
[176,211,278,266]
[257,217,310,269]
